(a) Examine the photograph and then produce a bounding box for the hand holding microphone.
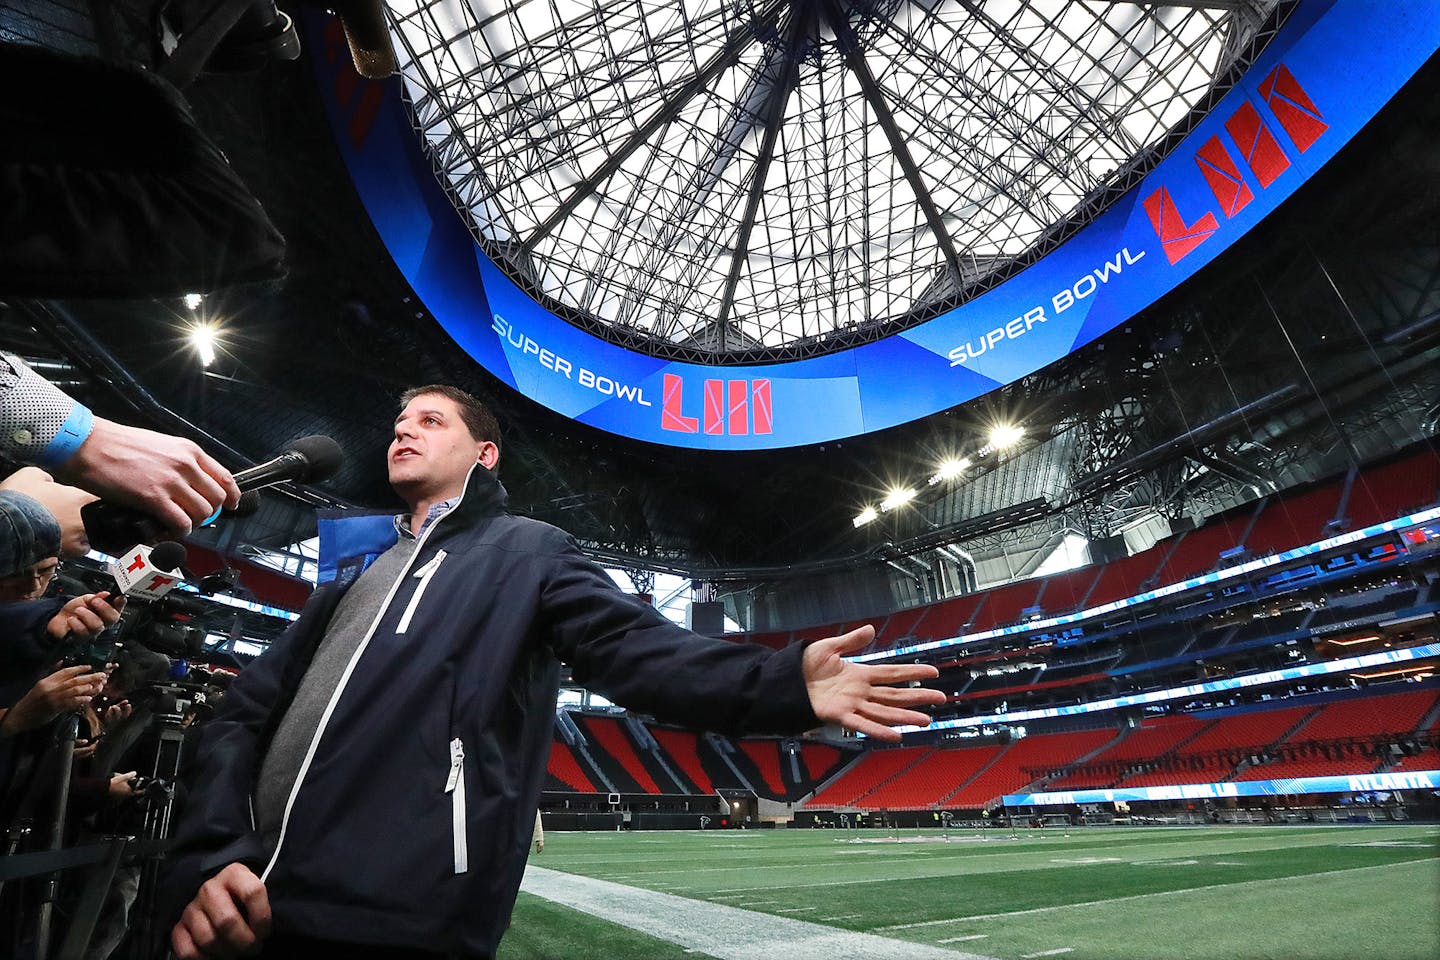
[57,418,241,535]
[46,591,127,641]
[80,435,343,555]
[44,540,185,648]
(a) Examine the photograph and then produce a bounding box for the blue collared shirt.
[394,496,461,541]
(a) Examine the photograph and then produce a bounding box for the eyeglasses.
[0,560,60,597]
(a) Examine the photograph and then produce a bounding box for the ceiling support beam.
[518,0,789,256]
[822,0,963,285]
[711,7,812,345]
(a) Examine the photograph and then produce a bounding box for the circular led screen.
[311,1,1440,450]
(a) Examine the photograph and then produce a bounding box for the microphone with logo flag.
[108,540,188,602]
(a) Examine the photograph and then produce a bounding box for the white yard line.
[939,935,990,944]
[1021,949,1074,957]
[877,860,1433,931]
[521,865,998,960]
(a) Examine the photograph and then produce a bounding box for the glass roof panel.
[389,0,1281,357]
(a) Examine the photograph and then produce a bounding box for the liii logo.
[1144,64,1328,264]
[661,374,773,435]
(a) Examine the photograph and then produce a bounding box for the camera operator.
[0,490,125,796]
[0,489,126,674]
[0,352,241,534]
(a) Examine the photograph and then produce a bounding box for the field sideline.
[498,824,1440,960]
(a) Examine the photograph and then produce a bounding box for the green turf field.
[498,824,1440,960]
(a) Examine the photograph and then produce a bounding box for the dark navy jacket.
[161,467,816,957]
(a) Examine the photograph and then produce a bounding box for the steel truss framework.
[389,0,1283,360]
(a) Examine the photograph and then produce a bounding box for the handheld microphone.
[107,540,188,601]
[81,491,259,555]
[233,435,344,492]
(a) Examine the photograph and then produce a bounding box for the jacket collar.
[314,466,509,586]
[454,463,509,520]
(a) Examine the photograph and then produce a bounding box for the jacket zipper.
[445,737,468,874]
[260,470,477,884]
[396,549,447,634]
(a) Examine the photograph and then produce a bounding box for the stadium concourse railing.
[920,577,1440,727]
[728,447,1440,657]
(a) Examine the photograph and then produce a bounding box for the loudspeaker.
[1090,534,1129,565]
[687,601,726,637]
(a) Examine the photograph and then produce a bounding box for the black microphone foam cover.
[149,540,188,573]
[289,435,344,483]
[229,490,262,517]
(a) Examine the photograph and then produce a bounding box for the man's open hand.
[802,625,945,741]
[172,862,272,960]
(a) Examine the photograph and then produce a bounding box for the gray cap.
[0,489,62,578]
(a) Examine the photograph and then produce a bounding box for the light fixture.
[183,292,204,310]
[853,506,878,528]
[1328,635,1381,647]
[928,457,971,485]
[989,423,1024,449]
[879,487,917,512]
[1354,665,1431,680]
[189,322,218,367]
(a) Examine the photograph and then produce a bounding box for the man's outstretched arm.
[538,531,943,738]
[801,625,944,742]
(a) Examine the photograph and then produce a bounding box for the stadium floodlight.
[183,292,204,310]
[989,423,1024,449]
[189,322,218,367]
[852,506,879,528]
[928,457,971,485]
[880,487,917,512]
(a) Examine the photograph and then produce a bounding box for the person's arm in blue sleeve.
[0,352,240,533]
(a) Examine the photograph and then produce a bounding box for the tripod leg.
[35,713,82,960]
[55,837,128,960]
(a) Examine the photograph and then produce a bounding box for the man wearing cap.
[0,490,125,799]
[0,489,124,659]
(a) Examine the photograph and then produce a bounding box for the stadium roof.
[391,0,1282,358]
[4,0,1436,588]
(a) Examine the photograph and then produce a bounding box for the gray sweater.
[254,536,419,846]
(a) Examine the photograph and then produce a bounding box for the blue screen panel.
[311,1,1440,450]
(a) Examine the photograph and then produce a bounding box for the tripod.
[0,710,92,960]
[36,713,86,958]
[120,708,187,960]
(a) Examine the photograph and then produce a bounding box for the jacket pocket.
[397,549,447,634]
[445,737,467,874]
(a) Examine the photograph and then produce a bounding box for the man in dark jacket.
[164,385,943,959]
